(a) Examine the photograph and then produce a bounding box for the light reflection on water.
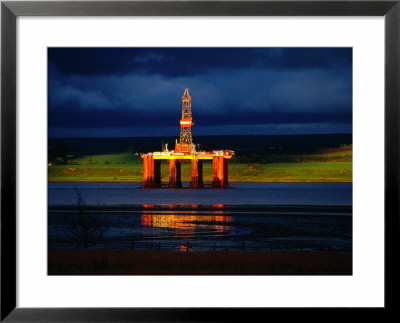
[48,183,352,252]
[141,211,233,251]
[141,211,232,232]
[48,205,352,252]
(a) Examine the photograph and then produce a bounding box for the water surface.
[48,182,352,252]
[48,182,352,206]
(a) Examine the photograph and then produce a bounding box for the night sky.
[48,48,352,138]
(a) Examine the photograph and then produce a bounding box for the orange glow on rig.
[175,88,195,153]
[141,88,234,188]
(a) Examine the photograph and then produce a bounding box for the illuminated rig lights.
[141,88,234,188]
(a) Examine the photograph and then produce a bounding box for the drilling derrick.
[175,88,194,153]
[142,87,234,189]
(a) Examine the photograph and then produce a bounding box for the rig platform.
[142,150,233,189]
[141,88,234,188]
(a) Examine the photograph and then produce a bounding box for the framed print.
[1,0,399,321]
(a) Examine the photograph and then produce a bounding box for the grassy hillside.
[48,150,352,183]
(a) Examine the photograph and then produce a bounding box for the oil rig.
[141,88,234,188]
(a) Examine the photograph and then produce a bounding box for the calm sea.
[48,182,352,252]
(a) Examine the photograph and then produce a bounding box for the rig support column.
[176,161,182,188]
[168,160,182,188]
[212,156,220,188]
[168,159,177,188]
[143,154,155,188]
[218,156,224,188]
[143,155,148,184]
[213,156,229,188]
[190,158,203,188]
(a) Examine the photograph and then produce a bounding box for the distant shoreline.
[48,203,352,211]
[48,180,352,184]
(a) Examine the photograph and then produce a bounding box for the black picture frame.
[1,0,399,321]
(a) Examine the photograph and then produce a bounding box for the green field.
[48,151,352,183]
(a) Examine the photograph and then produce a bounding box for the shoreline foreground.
[48,249,352,275]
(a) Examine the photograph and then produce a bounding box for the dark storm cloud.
[48,106,351,129]
[48,48,352,77]
[48,48,352,137]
